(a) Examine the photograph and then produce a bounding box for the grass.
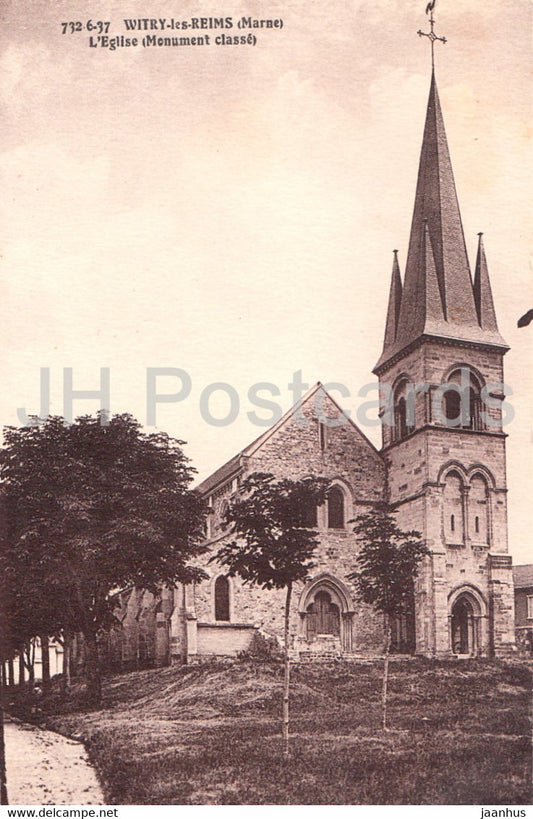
[21,657,532,805]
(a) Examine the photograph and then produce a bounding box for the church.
[102,23,516,670]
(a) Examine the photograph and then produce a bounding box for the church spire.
[397,72,479,338]
[473,232,499,331]
[382,250,403,349]
[374,39,507,373]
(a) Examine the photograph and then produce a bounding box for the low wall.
[196,623,257,655]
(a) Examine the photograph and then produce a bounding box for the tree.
[348,505,429,731]
[1,565,67,694]
[213,472,329,756]
[0,413,207,704]
[0,573,12,804]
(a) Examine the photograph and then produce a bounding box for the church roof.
[375,72,508,373]
[196,382,380,496]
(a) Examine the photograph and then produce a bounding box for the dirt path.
[4,718,104,805]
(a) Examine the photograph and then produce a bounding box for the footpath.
[3,717,104,805]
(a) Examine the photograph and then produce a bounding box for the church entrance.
[306,591,340,639]
[299,576,354,655]
[451,595,476,656]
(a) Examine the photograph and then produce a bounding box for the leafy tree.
[213,472,329,756]
[348,505,429,730]
[0,413,207,703]
[2,539,69,693]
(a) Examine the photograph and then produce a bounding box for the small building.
[513,565,533,654]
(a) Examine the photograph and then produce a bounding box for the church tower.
[373,17,515,657]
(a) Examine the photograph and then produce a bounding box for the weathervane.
[417,0,447,70]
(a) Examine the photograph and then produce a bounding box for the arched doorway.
[306,591,340,639]
[449,590,484,656]
[299,575,355,654]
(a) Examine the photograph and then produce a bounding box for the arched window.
[327,487,345,529]
[318,421,327,452]
[466,388,477,429]
[443,389,461,424]
[394,381,414,441]
[214,576,230,622]
[397,397,407,439]
[443,471,464,544]
[469,474,489,544]
[441,369,483,430]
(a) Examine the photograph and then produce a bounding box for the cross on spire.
[417,0,447,70]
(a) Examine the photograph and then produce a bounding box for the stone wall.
[196,623,257,656]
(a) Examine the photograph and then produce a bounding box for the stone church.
[102,63,515,670]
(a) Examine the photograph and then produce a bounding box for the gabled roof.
[375,72,508,373]
[196,453,242,497]
[513,564,533,589]
[196,382,380,496]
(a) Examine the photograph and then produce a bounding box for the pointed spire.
[374,73,508,373]
[382,250,403,350]
[473,233,499,331]
[421,221,446,325]
[398,73,478,336]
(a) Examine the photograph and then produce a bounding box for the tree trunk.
[27,663,35,694]
[282,582,292,758]
[69,634,78,679]
[62,631,71,696]
[40,635,50,693]
[18,652,24,688]
[25,642,35,695]
[84,631,102,705]
[382,616,391,732]
[7,660,14,689]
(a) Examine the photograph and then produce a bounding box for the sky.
[0,0,531,562]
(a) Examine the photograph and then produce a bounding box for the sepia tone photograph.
[0,0,531,808]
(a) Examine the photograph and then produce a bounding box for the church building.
[103,25,516,669]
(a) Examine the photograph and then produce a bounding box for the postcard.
[0,0,531,809]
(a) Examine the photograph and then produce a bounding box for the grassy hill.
[35,658,532,805]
